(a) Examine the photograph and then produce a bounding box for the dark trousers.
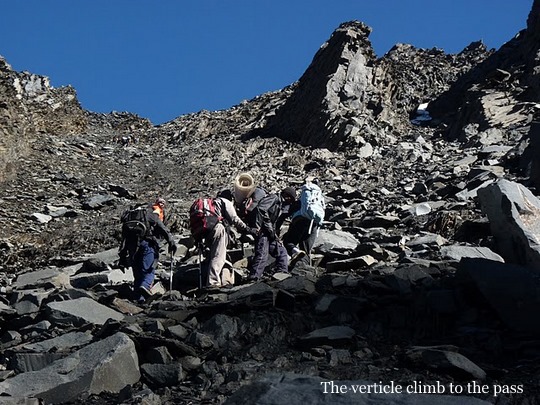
[249,234,288,279]
[132,240,159,291]
[282,216,318,264]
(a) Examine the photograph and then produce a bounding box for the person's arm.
[148,211,177,252]
[222,199,253,234]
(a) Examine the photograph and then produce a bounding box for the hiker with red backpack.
[189,190,256,287]
[119,198,177,303]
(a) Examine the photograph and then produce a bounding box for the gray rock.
[326,256,376,272]
[145,346,173,364]
[30,213,52,224]
[406,233,447,247]
[385,266,433,294]
[19,320,51,335]
[455,179,495,201]
[228,282,275,306]
[9,352,64,373]
[298,326,356,348]
[180,355,202,371]
[22,331,93,352]
[275,275,316,295]
[407,347,486,380]
[0,332,140,403]
[11,290,51,315]
[478,179,540,269]
[81,194,116,210]
[201,314,238,347]
[141,363,183,388]
[459,258,540,333]
[314,229,359,252]
[12,268,71,290]
[187,331,216,349]
[440,245,504,262]
[167,324,189,340]
[70,272,109,289]
[45,297,124,326]
[0,301,16,317]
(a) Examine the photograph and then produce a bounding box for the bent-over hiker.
[119,200,177,303]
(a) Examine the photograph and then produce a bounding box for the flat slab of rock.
[298,325,355,348]
[45,297,124,326]
[440,245,504,262]
[12,268,71,290]
[314,230,359,252]
[22,331,93,352]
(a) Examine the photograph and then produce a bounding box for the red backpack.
[189,198,222,241]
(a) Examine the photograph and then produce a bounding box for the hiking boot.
[290,249,306,264]
[288,249,307,271]
[140,285,153,297]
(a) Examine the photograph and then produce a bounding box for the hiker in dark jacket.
[120,203,177,303]
[245,189,291,281]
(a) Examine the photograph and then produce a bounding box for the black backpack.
[121,206,150,244]
[253,194,280,229]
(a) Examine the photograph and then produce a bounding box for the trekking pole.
[169,253,174,292]
[198,244,203,290]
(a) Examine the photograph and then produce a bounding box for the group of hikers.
[118,173,325,303]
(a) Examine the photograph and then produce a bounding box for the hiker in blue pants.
[132,240,159,295]
[120,200,177,303]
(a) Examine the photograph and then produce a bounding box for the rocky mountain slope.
[1,1,540,404]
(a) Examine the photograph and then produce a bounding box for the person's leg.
[207,223,228,286]
[299,224,319,265]
[249,235,269,279]
[282,217,306,255]
[269,240,289,273]
[140,241,157,290]
[132,240,156,301]
[283,216,313,266]
[221,264,235,285]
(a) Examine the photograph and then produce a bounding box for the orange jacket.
[152,204,164,222]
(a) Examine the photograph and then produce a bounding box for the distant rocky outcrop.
[0,56,87,181]
[428,0,540,133]
[245,21,491,151]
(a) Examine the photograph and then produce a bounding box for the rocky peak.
[244,20,377,150]
[527,0,540,35]
[429,0,540,132]
[245,20,492,152]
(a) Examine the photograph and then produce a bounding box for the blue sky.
[0,1,532,125]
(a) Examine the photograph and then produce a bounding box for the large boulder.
[459,258,540,333]
[477,179,540,270]
[0,332,140,403]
